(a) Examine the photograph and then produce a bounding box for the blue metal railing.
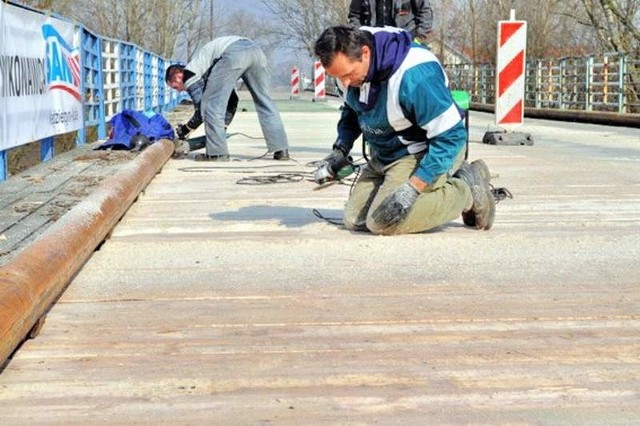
[0,1,180,181]
[81,28,106,140]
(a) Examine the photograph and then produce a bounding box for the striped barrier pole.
[483,9,534,146]
[290,66,300,98]
[314,61,326,101]
[496,9,527,128]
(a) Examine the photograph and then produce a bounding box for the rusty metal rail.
[0,139,174,367]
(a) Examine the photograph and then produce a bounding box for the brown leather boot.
[454,159,495,230]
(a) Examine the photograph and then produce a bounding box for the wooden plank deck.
[1,95,639,423]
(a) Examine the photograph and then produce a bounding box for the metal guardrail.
[0,2,181,182]
[447,53,640,115]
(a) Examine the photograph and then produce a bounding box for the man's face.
[324,46,371,88]
[167,70,185,91]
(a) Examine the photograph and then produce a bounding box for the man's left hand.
[175,124,190,140]
[371,182,420,230]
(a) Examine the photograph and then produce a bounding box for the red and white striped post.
[290,66,300,98]
[483,9,533,145]
[314,60,326,101]
[495,10,527,129]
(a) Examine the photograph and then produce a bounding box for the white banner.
[0,2,83,150]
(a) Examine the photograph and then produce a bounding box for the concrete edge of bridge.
[0,139,174,369]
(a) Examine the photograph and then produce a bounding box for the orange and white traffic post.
[484,9,534,145]
[314,60,326,101]
[290,66,300,98]
[496,9,526,127]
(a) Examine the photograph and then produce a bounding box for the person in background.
[313,25,495,235]
[166,36,289,161]
[348,0,433,43]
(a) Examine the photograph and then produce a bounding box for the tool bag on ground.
[97,109,175,150]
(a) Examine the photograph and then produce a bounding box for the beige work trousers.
[343,149,470,235]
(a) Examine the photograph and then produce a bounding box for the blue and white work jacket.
[335,35,466,185]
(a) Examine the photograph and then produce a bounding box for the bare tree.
[259,0,349,57]
[572,0,640,53]
[447,0,601,63]
[572,0,640,109]
[15,0,71,11]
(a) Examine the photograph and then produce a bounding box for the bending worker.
[166,36,290,161]
[313,25,495,235]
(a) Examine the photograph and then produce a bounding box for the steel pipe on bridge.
[0,139,174,368]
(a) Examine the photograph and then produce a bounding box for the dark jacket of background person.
[348,0,433,42]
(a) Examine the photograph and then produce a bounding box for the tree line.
[17,0,639,70]
[18,0,639,60]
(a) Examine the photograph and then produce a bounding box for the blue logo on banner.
[42,24,81,101]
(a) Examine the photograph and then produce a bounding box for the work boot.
[454,159,495,230]
[273,149,290,160]
[194,153,230,162]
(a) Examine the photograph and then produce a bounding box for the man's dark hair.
[314,25,373,67]
[165,64,185,83]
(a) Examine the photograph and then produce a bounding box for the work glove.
[371,182,420,230]
[175,124,190,140]
[313,149,350,184]
[324,149,347,171]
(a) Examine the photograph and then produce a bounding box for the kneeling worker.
[313,26,495,235]
[166,36,290,161]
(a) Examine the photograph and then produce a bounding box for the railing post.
[135,48,144,111]
[75,25,86,147]
[101,38,120,122]
[586,56,593,112]
[144,51,152,111]
[535,59,542,108]
[96,38,106,138]
[473,66,478,101]
[156,57,165,113]
[546,59,553,108]
[559,58,566,109]
[41,137,54,162]
[119,42,136,111]
[159,58,168,111]
[80,28,106,139]
[78,26,88,146]
[480,64,487,104]
[618,53,626,113]
[0,150,7,182]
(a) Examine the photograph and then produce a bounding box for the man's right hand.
[175,124,190,140]
[313,149,349,184]
[324,148,347,171]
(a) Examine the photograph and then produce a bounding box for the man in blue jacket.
[313,25,495,235]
